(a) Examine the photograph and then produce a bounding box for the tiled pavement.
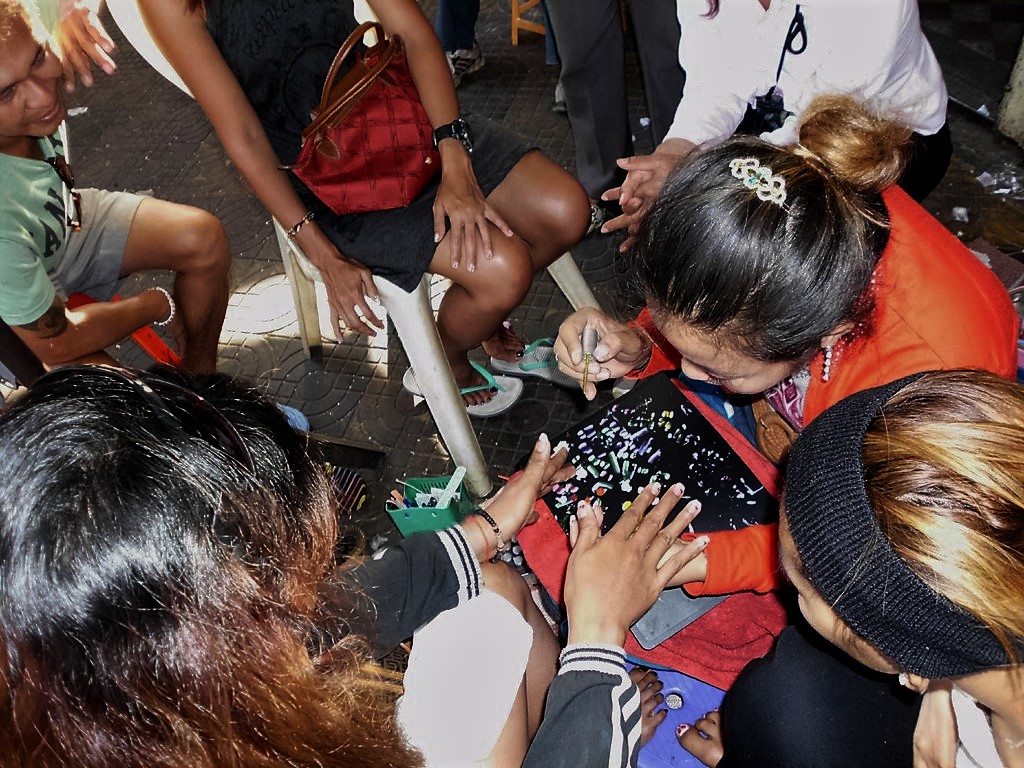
[18,0,1024,542]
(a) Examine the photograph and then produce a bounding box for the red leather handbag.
[290,22,441,216]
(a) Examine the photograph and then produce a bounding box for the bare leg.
[487,150,591,272]
[429,229,534,405]
[119,198,231,372]
[428,151,589,404]
[480,560,560,766]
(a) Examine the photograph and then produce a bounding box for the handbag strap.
[301,21,403,143]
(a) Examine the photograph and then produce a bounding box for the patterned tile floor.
[16,0,1024,542]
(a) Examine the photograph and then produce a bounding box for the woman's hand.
[563,483,708,647]
[555,308,653,399]
[295,224,383,338]
[913,682,957,768]
[432,142,513,273]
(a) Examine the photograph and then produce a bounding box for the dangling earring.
[821,345,833,382]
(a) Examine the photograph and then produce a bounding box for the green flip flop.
[403,361,524,418]
[490,338,578,389]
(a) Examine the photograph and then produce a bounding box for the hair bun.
[795,95,913,194]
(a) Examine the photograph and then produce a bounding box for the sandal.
[490,338,578,389]
[403,361,523,419]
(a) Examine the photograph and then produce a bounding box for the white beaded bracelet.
[151,287,176,327]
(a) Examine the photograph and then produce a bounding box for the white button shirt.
[667,0,948,148]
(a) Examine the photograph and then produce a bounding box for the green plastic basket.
[387,476,474,537]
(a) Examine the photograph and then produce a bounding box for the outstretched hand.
[563,483,707,647]
[474,433,573,558]
[600,139,696,252]
[55,0,116,91]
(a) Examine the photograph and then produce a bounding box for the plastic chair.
[108,0,601,496]
[511,0,545,45]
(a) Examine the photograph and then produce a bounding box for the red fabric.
[517,381,788,689]
[291,34,440,216]
[67,293,182,367]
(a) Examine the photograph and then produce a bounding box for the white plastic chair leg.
[376,276,492,497]
[274,220,323,357]
[546,251,600,311]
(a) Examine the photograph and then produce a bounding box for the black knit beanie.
[785,373,1013,679]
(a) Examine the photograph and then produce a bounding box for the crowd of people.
[0,0,1021,766]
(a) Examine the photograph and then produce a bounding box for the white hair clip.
[729,157,787,206]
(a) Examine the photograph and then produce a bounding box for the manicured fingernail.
[569,515,578,535]
[537,432,549,448]
[669,483,684,496]
[648,482,661,494]
[696,536,710,549]
[675,724,689,740]
[434,233,441,243]
[577,501,591,517]
[468,264,475,272]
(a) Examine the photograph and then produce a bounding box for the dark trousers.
[717,622,922,768]
[900,122,953,203]
[546,0,684,198]
[435,0,479,52]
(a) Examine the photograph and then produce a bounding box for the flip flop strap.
[459,361,504,395]
[519,338,558,372]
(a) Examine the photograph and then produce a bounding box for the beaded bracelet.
[472,507,508,553]
[151,287,176,327]
[287,211,315,239]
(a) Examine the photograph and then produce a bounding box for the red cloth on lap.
[517,383,789,690]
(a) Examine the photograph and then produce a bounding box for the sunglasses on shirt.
[45,154,82,231]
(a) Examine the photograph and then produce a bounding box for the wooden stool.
[511,0,545,45]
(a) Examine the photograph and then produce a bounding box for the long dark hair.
[0,366,421,767]
[633,95,911,362]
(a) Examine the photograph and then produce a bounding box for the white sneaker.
[446,44,485,88]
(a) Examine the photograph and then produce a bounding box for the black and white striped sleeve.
[523,643,642,768]
[320,525,483,658]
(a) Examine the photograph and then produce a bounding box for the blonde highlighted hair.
[863,370,1024,663]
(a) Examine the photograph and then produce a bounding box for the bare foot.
[450,358,497,407]
[482,320,526,363]
[677,709,724,767]
[629,667,668,747]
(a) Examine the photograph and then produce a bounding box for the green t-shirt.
[0,133,72,325]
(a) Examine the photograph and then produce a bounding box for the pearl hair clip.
[729,157,787,206]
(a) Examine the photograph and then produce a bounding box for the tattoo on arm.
[19,303,69,339]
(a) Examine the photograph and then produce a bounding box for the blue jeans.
[434,0,479,52]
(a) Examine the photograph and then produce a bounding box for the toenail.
[516,350,524,358]
[675,724,689,739]
[490,387,498,393]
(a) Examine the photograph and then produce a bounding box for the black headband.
[785,374,1013,678]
